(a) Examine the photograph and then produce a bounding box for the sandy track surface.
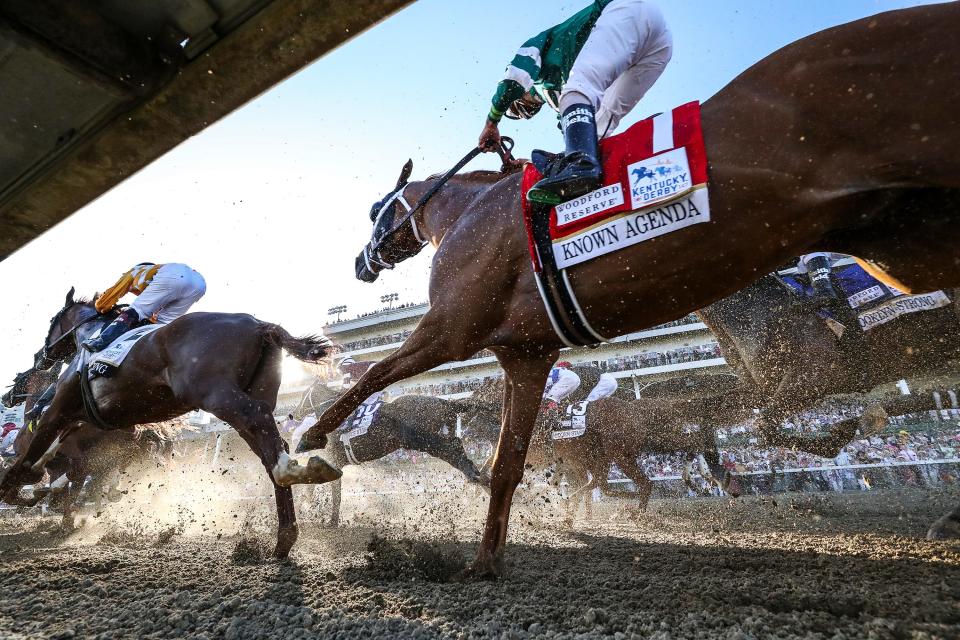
[0,488,958,639]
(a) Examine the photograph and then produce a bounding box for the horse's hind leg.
[201,388,301,559]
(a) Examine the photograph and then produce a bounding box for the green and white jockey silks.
[489,0,672,136]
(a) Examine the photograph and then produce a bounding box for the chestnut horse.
[0,289,337,558]
[298,5,960,576]
[464,378,748,515]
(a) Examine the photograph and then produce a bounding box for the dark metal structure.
[0,0,413,260]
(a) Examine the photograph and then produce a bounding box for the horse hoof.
[272,452,342,486]
[724,476,743,498]
[294,432,328,453]
[273,528,298,559]
[455,560,501,582]
[926,512,960,540]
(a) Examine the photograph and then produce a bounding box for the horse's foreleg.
[0,375,83,499]
[464,351,556,580]
[700,447,741,497]
[297,320,463,453]
[0,422,71,499]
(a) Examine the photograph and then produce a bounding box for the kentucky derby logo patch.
[627,147,693,210]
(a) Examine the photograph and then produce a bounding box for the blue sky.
[0,0,937,387]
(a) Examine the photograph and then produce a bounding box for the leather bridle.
[40,307,104,367]
[363,138,515,272]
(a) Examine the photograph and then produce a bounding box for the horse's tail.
[259,322,333,363]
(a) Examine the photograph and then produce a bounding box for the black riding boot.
[806,255,839,301]
[528,103,602,205]
[81,308,139,353]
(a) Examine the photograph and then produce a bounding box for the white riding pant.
[563,0,673,136]
[585,373,618,402]
[131,263,206,324]
[544,368,581,403]
[1,428,20,455]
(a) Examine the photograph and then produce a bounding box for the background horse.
[300,4,960,576]
[2,349,60,412]
[701,274,960,456]
[0,289,336,558]
[292,379,487,526]
[466,377,746,519]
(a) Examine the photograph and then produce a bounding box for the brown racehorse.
[298,5,960,576]
[700,273,960,457]
[2,349,60,414]
[0,289,338,558]
[465,378,747,515]
[290,380,487,526]
[4,362,174,528]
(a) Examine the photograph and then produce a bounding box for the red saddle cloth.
[522,101,709,271]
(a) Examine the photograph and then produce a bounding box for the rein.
[366,138,515,267]
[42,308,102,363]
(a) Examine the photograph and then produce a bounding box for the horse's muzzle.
[355,253,379,283]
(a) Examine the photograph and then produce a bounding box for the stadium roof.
[0,0,413,261]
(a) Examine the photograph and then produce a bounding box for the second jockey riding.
[81,263,207,352]
[478,0,672,205]
[543,361,618,409]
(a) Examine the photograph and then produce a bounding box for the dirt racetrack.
[0,487,958,640]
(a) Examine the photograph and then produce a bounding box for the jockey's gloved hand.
[479,119,502,152]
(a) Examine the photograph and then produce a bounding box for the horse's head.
[2,347,59,407]
[38,287,101,365]
[356,159,428,283]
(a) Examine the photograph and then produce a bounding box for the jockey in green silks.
[478,0,673,205]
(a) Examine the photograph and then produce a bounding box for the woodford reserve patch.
[520,102,710,271]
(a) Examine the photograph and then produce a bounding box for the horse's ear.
[395,159,413,190]
[65,287,75,306]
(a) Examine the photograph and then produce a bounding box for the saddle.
[522,102,711,348]
[88,324,163,379]
[530,150,561,176]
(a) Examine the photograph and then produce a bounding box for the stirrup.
[526,186,565,206]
